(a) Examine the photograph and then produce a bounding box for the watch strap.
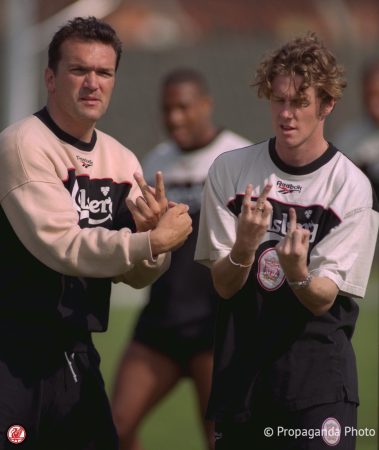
[287,273,313,290]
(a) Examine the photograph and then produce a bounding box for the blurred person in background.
[111,68,252,450]
[0,16,191,450]
[195,33,379,449]
[334,58,379,196]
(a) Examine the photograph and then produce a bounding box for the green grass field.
[94,264,378,450]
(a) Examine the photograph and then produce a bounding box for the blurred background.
[2,0,379,152]
[0,1,378,449]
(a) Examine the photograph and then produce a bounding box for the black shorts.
[133,319,214,370]
[0,346,118,450]
[215,401,358,450]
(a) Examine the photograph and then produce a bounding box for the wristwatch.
[287,274,313,290]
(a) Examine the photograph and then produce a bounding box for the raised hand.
[234,183,273,258]
[126,171,168,232]
[126,171,192,255]
[275,207,310,280]
[214,183,273,298]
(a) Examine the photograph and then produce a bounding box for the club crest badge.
[257,247,285,291]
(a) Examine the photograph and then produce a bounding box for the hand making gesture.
[214,183,273,298]
[233,183,273,262]
[126,171,169,232]
[275,207,310,281]
[126,171,192,255]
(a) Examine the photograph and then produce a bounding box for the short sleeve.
[194,161,237,266]
[309,206,379,298]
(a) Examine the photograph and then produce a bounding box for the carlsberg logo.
[71,180,113,225]
[268,212,318,243]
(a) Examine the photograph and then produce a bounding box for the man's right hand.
[231,183,272,265]
[149,203,192,256]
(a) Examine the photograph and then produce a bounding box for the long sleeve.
[0,114,169,285]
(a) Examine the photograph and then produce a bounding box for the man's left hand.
[275,207,310,281]
[126,171,169,232]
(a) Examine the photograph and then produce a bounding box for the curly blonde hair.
[252,32,346,106]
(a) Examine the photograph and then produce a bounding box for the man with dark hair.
[195,33,378,449]
[162,67,210,95]
[0,17,191,450]
[48,16,123,72]
[111,68,251,450]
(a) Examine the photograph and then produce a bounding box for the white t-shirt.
[195,138,378,298]
[194,138,379,419]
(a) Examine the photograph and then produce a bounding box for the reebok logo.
[76,155,93,168]
[277,180,302,194]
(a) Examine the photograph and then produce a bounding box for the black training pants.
[0,346,118,450]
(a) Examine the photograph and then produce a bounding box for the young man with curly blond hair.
[195,32,378,450]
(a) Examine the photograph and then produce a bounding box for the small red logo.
[7,425,26,444]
